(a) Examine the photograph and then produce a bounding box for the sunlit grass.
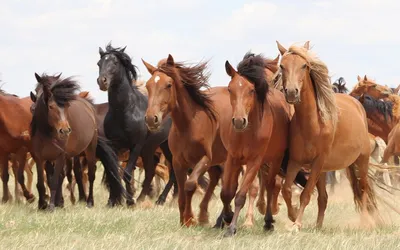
[0,167,399,250]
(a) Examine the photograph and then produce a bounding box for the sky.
[1,0,399,103]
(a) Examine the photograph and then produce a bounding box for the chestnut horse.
[277,41,377,231]
[142,55,227,226]
[0,88,35,203]
[219,52,301,236]
[30,73,123,210]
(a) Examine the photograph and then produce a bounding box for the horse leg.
[1,153,11,203]
[281,160,302,222]
[291,155,326,232]
[123,146,142,206]
[137,151,156,203]
[34,158,48,210]
[11,156,21,203]
[49,156,65,211]
[272,175,282,215]
[73,156,86,202]
[198,166,222,226]
[224,158,261,237]
[173,160,187,225]
[263,157,283,231]
[55,168,65,208]
[65,157,76,205]
[243,172,259,228]
[15,150,35,203]
[26,157,35,193]
[256,170,266,215]
[183,155,211,226]
[156,141,176,205]
[316,172,328,229]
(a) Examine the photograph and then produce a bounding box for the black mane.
[103,43,138,83]
[332,77,348,94]
[237,52,269,113]
[31,74,81,137]
[356,94,393,122]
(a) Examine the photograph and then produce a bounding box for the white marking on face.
[104,55,109,60]
[59,107,66,122]
[154,76,160,83]
[239,81,242,87]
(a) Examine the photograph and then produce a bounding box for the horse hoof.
[288,223,301,233]
[155,199,165,206]
[27,195,36,204]
[38,201,48,210]
[242,220,254,228]
[2,197,9,204]
[126,199,135,207]
[264,223,274,231]
[86,202,94,208]
[48,204,55,212]
[223,227,236,237]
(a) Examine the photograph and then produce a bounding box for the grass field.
[0,167,399,250]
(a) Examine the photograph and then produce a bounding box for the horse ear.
[364,75,368,81]
[141,59,157,74]
[121,46,127,53]
[272,54,280,64]
[99,47,105,57]
[225,60,237,78]
[79,91,89,99]
[167,54,175,66]
[30,91,37,103]
[304,41,310,50]
[35,73,42,83]
[357,75,362,82]
[55,73,62,80]
[276,41,287,55]
[394,84,400,94]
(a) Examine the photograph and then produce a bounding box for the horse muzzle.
[284,88,300,104]
[97,77,109,91]
[145,114,162,132]
[232,117,248,131]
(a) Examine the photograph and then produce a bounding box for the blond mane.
[286,45,338,126]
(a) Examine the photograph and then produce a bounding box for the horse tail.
[280,149,308,188]
[346,163,377,213]
[96,136,125,204]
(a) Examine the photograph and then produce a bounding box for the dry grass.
[0,166,399,250]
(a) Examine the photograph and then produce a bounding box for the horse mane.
[286,45,338,126]
[0,85,18,97]
[386,94,400,122]
[31,74,81,137]
[157,59,216,121]
[357,94,393,122]
[237,52,269,113]
[104,43,138,84]
[332,77,348,94]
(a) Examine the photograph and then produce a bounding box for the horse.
[349,75,392,100]
[218,52,308,236]
[277,41,378,231]
[0,88,36,204]
[30,73,123,210]
[78,90,179,205]
[142,55,227,226]
[97,43,178,206]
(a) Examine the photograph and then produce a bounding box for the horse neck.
[293,74,320,130]
[170,79,197,131]
[107,72,145,112]
[387,95,400,122]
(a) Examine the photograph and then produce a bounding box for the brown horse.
[142,55,227,226]
[30,73,123,210]
[277,41,377,231]
[218,52,293,236]
[0,88,35,203]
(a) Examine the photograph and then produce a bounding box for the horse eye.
[227,88,231,93]
[166,83,172,89]
[301,64,307,69]
[249,89,255,95]
[279,65,284,70]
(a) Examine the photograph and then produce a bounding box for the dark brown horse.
[30,73,123,210]
[142,55,227,226]
[219,53,294,236]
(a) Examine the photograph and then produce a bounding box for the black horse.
[96,44,178,206]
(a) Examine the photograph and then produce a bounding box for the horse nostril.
[59,129,64,134]
[232,118,235,125]
[154,116,159,124]
[243,118,246,125]
[295,89,299,95]
[67,128,72,133]
[102,77,107,83]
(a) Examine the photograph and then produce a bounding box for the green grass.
[0,167,399,250]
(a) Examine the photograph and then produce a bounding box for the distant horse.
[30,73,123,210]
[277,41,378,231]
[0,88,35,204]
[97,44,179,206]
[142,55,227,226]
[219,53,307,236]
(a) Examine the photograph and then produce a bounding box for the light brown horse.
[0,88,35,203]
[142,55,227,226]
[277,41,377,231]
[218,52,293,236]
[30,73,123,210]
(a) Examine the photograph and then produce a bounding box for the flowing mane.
[356,94,393,122]
[103,43,139,84]
[332,77,348,94]
[237,52,269,113]
[286,45,337,126]
[31,74,81,137]
[157,60,216,121]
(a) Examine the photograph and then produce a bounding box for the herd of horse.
[1,41,399,237]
